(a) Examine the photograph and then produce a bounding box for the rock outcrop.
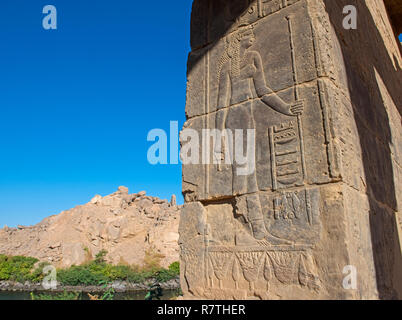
[0,187,180,268]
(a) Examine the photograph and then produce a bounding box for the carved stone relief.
[179,0,389,300]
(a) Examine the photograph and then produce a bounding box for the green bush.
[154,262,180,283]
[57,265,108,286]
[57,262,179,286]
[94,250,107,265]
[0,254,39,282]
[56,261,146,286]
[0,254,180,286]
[168,261,180,274]
[155,269,176,283]
[29,262,51,283]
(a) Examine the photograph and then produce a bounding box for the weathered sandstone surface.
[180,0,401,300]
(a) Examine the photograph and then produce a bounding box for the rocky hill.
[0,187,180,268]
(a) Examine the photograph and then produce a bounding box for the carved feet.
[250,219,292,245]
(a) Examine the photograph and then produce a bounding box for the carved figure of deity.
[215,24,304,242]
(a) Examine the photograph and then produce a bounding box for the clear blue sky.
[0,1,191,227]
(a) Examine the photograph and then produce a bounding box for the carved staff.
[204,224,210,287]
[286,15,306,180]
[286,15,312,225]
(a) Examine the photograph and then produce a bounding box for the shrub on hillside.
[0,254,39,282]
[57,265,108,286]
[168,261,180,274]
[0,254,180,286]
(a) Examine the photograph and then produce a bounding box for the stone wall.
[320,0,402,299]
[180,0,401,299]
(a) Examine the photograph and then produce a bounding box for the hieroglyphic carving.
[268,251,299,284]
[273,191,301,220]
[268,14,314,226]
[181,248,205,296]
[206,255,215,288]
[193,247,320,298]
[232,257,242,289]
[262,254,273,291]
[209,252,234,288]
[223,0,302,32]
[298,252,320,290]
[269,121,303,189]
[272,190,314,225]
[236,251,264,290]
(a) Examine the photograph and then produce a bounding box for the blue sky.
[0,1,191,227]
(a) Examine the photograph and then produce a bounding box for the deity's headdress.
[217,23,256,82]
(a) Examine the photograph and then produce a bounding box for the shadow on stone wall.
[324,0,402,299]
[187,0,253,75]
